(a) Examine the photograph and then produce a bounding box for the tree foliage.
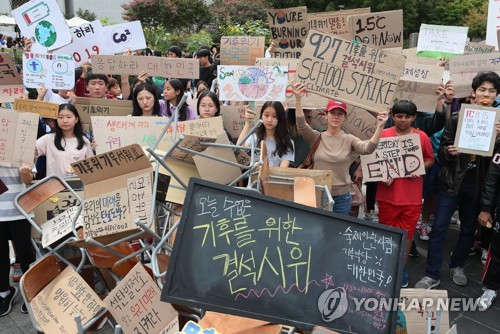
[210,0,271,27]
[122,0,178,30]
[76,8,97,22]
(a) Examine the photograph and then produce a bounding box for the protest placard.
[360,133,426,182]
[465,41,496,55]
[74,97,134,124]
[342,105,378,140]
[449,52,500,97]
[221,105,246,138]
[267,6,308,58]
[91,55,199,79]
[105,262,179,334]
[11,0,72,51]
[14,98,59,118]
[454,104,500,156]
[30,266,106,334]
[218,65,288,101]
[41,206,83,248]
[308,8,371,39]
[162,178,406,333]
[0,108,39,167]
[55,20,110,66]
[400,289,450,334]
[23,52,75,90]
[486,0,500,50]
[393,63,444,112]
[348,10,403,48]
[416,24,469,58]
[0,52,24,103]
[102,21,147,53]
[220,36,265,65]
[401,48,443,67]
[297,30,406,113]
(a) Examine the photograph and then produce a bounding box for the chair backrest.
[16,176,67,214]
[294,177,316,207]
[22,254,65,302]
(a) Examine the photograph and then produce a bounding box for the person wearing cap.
[293,82,388,215]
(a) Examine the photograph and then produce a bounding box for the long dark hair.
[54,104,86,151]
[132,83,161,116]
[256,101,294,157]
[165,79,190,121]
[196,90,220,117]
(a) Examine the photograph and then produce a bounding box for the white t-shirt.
[246,134,294,167]
[0,167,27,221]
[36,134,94,178]
[43,89,71,104]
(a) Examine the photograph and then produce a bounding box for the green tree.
[464,1,488,39]
[186,31,214,53]
[143,26,173,52]
[210,0,271,27]
[122,0,178,29]
[75,8,97,21]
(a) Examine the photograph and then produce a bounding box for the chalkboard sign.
[161,179,406,333]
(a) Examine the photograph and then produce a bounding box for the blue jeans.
[332,192,352,215]
[425,182,480,280]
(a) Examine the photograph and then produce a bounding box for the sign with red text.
[218,65,288,101]
[220,36,265,65]
[449,52,500,97]
[267,6,309,58]
[361,133,425,181]
[0,108,39,167]
[91,55,199,79]
[0,53,24,103]
[308,8,371,39]
[102,21,147,53]
[348,10,403,48]
[297,30,406,113]
[23,52,75,89]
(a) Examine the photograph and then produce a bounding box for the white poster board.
[102,21,147,53]
[23,52,75,89]
[417,24,468,55]
[487,0,500,50]
[41,206,83,248]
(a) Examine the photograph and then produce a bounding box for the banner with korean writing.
[0,108,39,167]
[348,10,403,49]
[449,52,500,97]
[267,6,308,58]
[297,30,406,113]
[0,53,24,103]
[220,36,265,65]
[416,24,469,58]
[23,52,75,89]
[41,206,83,248]
[102,21,147,54]
[308,8,371,39]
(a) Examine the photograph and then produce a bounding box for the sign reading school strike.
[267,6,309,58]
[220,36,265,65]
[297,30,406,113]
[449,52,500,97]
[308,8,371,39]
[347,10,403,49]
[360,133,426,182]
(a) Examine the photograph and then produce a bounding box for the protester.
[163,79,197,121]
[37,87,71,104]
[196,49,214,88]
[197,90,220,118]
[107,78,122,99]
[132,83,163,117]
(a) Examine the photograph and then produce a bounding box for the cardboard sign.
[308,8,371,39]
[361,133,426,182]
[297,30,406,113]
[267,6,309,58]
[11,0,72,51]
[91,55,199,79]
[454,104,500,156]
[0,53,24,102]
[393,63,444,112]
[464,41,496,55]
[22,52,75,90]
[342,105,378,140]
[102,21,147,53]
[105,262,179,334]
[41,206,83,248]
[348,10,403,48]
[221,105,246,138]
[218,65,288,101]
[400,289,449,334]
[401,48,443,67]
[162,178,406,334]
[30,266,106,334]
[72,144,153,241]
[0,85,25,103]
[158,159,200,205]
[255,57,329,108]
[416,24,469,58]
[487,0,500,50]
[0,108,39,167]
[220,36,265,65]
[74,97,134,124]
[14,98,59,118]
[55,20,110,66]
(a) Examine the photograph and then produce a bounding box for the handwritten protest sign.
[74,97,134,124]
[221,105,246,138]
[449,52,500,97]
[162,178,406,333]
[23,52,75,89]
[416,24,469,58]
[401,48,443,66]
[308,8,371,39]
[102,21,147,53]
[105,262,179,334]
[348,10,403,48]
[486,0,500,50]
[393,63,444,112]
[12,0,72,51]
[455,104,500,156]
[342,105,378,140]
[91,55,199,79]
[218,65,288,101]
[465,41,496,55]
[14,98,59,118]
[55,20,110,66]
[41,206,83,248]
[361,133,426,182]
[0,53,24,103]
[267,6,308,58]
[297,30,406,113]
[220,36,265,65]
[30,266,106,334]
[0,108,39,167]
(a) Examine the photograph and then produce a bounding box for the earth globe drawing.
[237,67,269,99]
[35,20,57,48]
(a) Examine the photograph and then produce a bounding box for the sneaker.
[401,267,409,288]
[450,267,467,286]
[481,248,488,265]
[417,222,430,241]
[11,263,22,283]
[363,211,378,223]
[415,276,441,289]
[478,289,497,311]
[409,241,420,257]
[0,286,18,317]
[20,302,28,314]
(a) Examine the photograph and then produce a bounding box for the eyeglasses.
[200,104,216,110]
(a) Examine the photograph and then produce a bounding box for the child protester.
[376,100,434,288]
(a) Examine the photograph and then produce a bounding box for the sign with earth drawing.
[217,65,288,102]
[12,0,72,51]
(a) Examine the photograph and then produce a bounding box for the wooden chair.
[294,177,317,207]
